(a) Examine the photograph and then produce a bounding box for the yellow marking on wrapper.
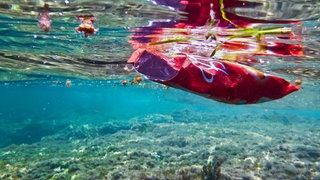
[219,0,239,28]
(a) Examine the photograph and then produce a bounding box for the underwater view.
[0,0,319,179]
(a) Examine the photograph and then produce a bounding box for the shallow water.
[0,0,319,179]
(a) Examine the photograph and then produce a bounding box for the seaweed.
[202,156,224,180]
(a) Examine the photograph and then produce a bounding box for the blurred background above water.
[0,0,319,81]
[0,0,183,79]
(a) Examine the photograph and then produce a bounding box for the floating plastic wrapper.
[127,0,303,104]
[128,49,300,104]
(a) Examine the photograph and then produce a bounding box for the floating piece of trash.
[75,15,98,38]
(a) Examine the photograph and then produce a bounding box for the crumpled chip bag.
[128,49,300,104]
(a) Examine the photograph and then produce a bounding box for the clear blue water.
[0,0,319,179]
[0,77,318,147]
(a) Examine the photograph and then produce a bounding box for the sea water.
[0,77,319,178]
[0,0,319,179]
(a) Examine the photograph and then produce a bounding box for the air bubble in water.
[64,0,70,5]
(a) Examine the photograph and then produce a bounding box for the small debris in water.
[121,79,128,85]
[38,4,52,32]
[75,15,98,38]
[66,79,71,87]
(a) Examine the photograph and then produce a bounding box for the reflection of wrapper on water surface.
[129,49,300,104]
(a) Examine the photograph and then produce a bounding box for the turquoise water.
[0,78,319,178]
[0,0,320,179]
